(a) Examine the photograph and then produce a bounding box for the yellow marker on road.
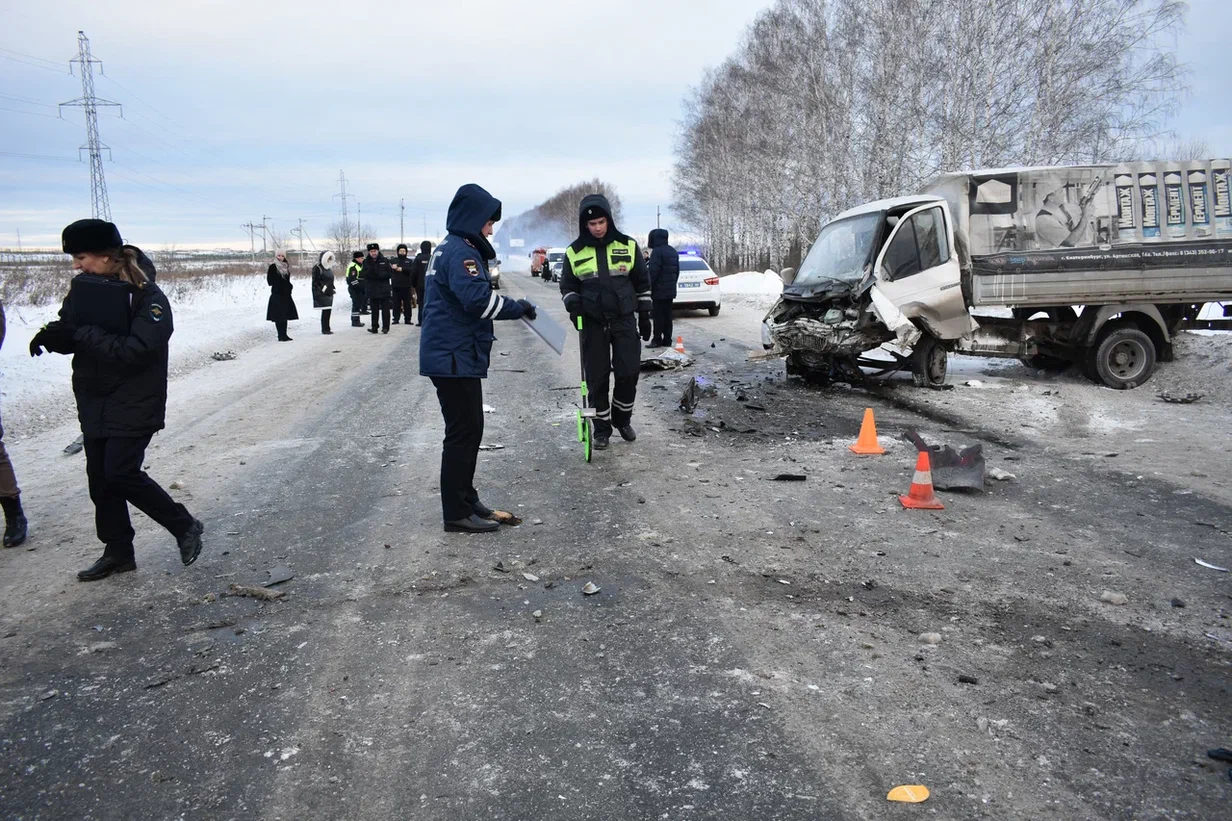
[887,784,930,803]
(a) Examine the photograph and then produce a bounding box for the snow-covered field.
[1,273,305,440]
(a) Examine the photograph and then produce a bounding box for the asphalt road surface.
[1,274,1229,820]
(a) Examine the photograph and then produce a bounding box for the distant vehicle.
[530,247,548,277]
[545,248,566,283]
[673,252,721,316]
[489,258,502,290]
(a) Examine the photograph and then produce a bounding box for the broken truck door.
[873,203,978,340]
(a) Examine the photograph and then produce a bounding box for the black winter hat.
[366,242,380,251]
[62,219,123,254]
[420,240,432,253]
[396,243,408,253]
[352,251,364,260]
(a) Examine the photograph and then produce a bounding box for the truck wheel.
[1092,326,1155,389]
[911,335,948,387]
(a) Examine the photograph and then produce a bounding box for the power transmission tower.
[60,31,121,221]
[333,170,354,249]
[291,218,307,261]
[261,215,269,254]
[400,198,405,244]
[656,206,661,228]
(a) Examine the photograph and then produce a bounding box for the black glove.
[516,299,537,320]
[29,329,48,357]
[638,311,652,342]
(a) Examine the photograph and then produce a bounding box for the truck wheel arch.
[1080,304,1170,351]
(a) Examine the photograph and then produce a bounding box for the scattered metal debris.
[987,467,1016,482]
[1194,558,1229,572]
[264,566,294,587]
[478,443,506,451]
[772,474,807,482]
[522,572,540,582]
[63,434,84,456]
[1158,391,1203,404]
[642,349,694,371]
[582,581,601,595]
[211,350,237,362]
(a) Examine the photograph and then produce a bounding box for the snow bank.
[720,271,782,296]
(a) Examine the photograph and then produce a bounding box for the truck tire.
[1090,326,1155,389]
[911,335,948,388]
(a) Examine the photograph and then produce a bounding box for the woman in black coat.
[266,250,298,341]
[311,250,337,335]
[29,218,205,581]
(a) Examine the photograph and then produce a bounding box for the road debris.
[957,674,979,685]
[678,376,717,412]
[532,610,543,620]
[1171,598,1186,608]
[887,785,930,803]
[1194,558,1229,572]
[903,429,985,491]
[582,582,601,596]
[1158,391,1202,404]
[478,443,505,451]
[264,566,294,587]
[522,572,540,582]
[919,632,942,645]
[641,349,693,371]
[987,467,1016,481]
[227,583,285,601]
[482,404,496,414]
[211,350,237,361]
[772,474,807,482]
[63,434,84,456]
[1100,590,1129,605]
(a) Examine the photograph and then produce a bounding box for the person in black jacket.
[411,240,432,326]
[559,194,653,449]
[362,243,393,334]
[30,219,204,582]
[311,250,337,335]
[646,228,680,347]
[390,243,415,325]
[266,250,298,341]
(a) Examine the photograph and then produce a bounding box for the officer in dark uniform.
[390,243,415,325]
[646,228,680,347]
[411,240,433,326]
[362,242,393,334]
[420,184,536,533]
[559,194,653,449]
[31,219,205,581]
[346,251,365,326]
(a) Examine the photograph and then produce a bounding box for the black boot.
[444,514,500,533]
[1,496,27,548]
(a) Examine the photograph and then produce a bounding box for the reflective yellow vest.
[565,238,639,278]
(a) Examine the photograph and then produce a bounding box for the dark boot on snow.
[1,496,27,548]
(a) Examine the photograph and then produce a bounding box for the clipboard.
[521,311,567,355]
[69,274,133,335]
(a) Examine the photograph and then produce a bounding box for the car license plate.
[679,282,700,288]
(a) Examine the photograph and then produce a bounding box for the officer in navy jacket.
[419,183,536,533]
[646,228,680,347]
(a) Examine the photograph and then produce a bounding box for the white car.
[546,248,566,282]
[672,254,721,316]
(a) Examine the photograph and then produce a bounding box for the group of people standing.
[265,241,434,340]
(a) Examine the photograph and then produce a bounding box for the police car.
[672,250,721,316]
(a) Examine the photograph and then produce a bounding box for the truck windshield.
[793,213,882,289]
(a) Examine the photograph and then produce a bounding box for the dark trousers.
[652,298,674,345]
[349,286,364,325]
[582,315,640,436]
[369,297,391,332]
[413,286,425,324]
[320,309,332,334]
[392,287,414,323]
[84,435,194,561]
[430,377,484,522]
[274,319,289,340]
[0,411,19,500]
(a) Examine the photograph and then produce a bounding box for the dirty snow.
[720,271,783,296]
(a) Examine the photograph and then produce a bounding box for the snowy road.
[0,272,1229,819]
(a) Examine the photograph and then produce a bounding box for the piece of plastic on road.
[887,784,930,803]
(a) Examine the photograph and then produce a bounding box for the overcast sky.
[2,0,1229,251]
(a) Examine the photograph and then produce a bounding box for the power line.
[0,151,78,162]
[0,51,65,74]
[0,45,63,68]
[0,105,64,120]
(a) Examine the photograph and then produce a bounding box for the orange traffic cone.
[848,408,886,455]
[899,451,945,510]
[674,336,686,354]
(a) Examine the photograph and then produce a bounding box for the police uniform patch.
[150,303,164,322]
[463,259,480,276]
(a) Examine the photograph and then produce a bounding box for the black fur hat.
[62,219,123,254]
[366,242,380,251]
[352,250,364,260]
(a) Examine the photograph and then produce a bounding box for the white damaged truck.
[762,160,1232,388]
